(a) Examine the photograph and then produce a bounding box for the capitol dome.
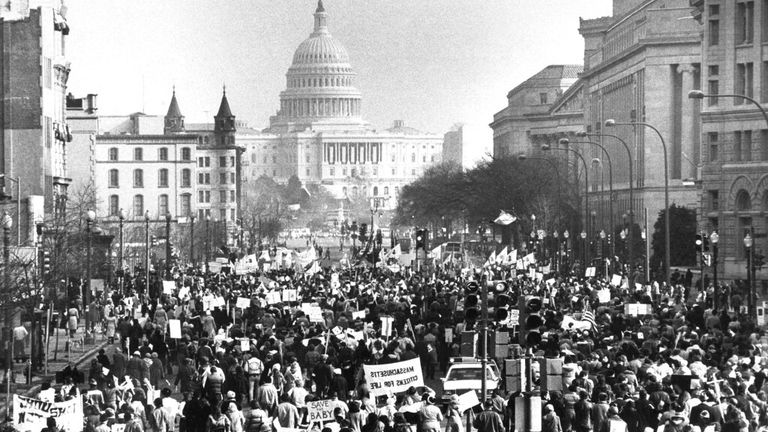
[271,0,364,131]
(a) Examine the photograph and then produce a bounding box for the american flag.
[581,308,597,332]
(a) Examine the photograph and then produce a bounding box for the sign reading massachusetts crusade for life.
[363,358,424,395]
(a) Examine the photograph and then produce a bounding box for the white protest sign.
[508,309,520,326]
[266,291,282,305]
[178,286,190,299]
[585,267,596,277]
[380,316,394,337]
[597,289,611,304]
[162,281,175,295]
[363,358,424,395]
[236,297,251,309]
[302,304,324,323]
[111,424,125,432]
[282,289,298,303]
[168,320,182,339]
[610,274,622,286]
[239,338,250,352]
[208,262,222,273]
[307,399,335,422]
[13,395,84,432]
[352,310,366,320]
[457,390,480,413]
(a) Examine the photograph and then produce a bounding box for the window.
[306,154,310,163]
[306,168,310,176]
[762,130,768,160]
[230,173,235,183]
[708,18,719,46]
[763,0,768,42]
[744,130,753,161]
[181,169,191,188]
[272,155,277,163]
[707,80,719,106]
[109,195,119,217]
[219,173,227,184]
[708,65,719,76]
[198,157,205,167]
[205,191,211,203]
[539,92,548,104]
[251,154,256,163]
[763,61,768,102]
[158,168,169,187]
[735,63,754,102]
[133,195,144,217]
[158,147,168,161]
[198,191,205,203]
[181,147,191,161]
[230,190,235,202]
[134,148,143,161]
[709,132,719,162]
[133,169,143,188]
[230,156,235,166]
[373,186,379,196]
[220,156,227,167]
[330,167,335,176]
[736,1,754,45]
[411,153,415,162]
[384,186,389,195]
[220,209,226,220]
[411,169,416,175]
[180,194,191,216]
[230,209,235,221]
[108,169,119,188]
[158,194,169,216]
[422,155,426,163]
[198,173,205,184]
[709,190,719,211]
[108,148,119,161]
[220,190,227,203]
[736,189,752,210]
[203,157,210,167]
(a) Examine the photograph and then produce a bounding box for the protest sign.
[457,390,480,413]
[380,316,394,337]
[90,279,105,294]
[266,291,282,305]
[162,281,175,295]
[178,286,190,299]
[168,320,182,339]
[363,358,424,395]
[508,309,520,326]
[208,262,222,273]
[610,274,622,286]
[302,304,324,323]
[352,310,365,320]
[445,328,453,342]
[13,395,83,432]
[236,297,251,309]
[585,267,596,277]
[307,399,335,422]
[239,338,250,352]
[282,289,298,303]
[597,289,611,304]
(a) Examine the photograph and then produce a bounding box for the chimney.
[86,94,98,114]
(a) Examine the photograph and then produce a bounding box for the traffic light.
[40,250,51,276]
[350,221,358,237]
[415,229,429,250]
[703,235,710,252]
[522,296,544,348]
[695,234,703,253]
[359,223,368,239]
[464,280,479,326]
[492,281,510,321]
[151,235,158,247]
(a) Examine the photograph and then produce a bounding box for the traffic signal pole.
[480,276,488,403]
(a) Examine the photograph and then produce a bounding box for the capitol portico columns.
[677,63,698,180]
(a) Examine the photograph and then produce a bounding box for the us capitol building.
[239,0,444,209]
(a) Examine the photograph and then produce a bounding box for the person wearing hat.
[472,399,504,432]
[330,367,348,400]
[445,394,464,432]
[543,403,563,432]
[418,394,443,432]
[126,350,149,383]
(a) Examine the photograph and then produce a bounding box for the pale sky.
[65,0,613,140]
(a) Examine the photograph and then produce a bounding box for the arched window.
[158,168,169,187]
[181,169,191,188]
[180,193,191,216]
[109,195,119,216]
[736,189,751,211]
[133,195,144,217]
[158,194,169,216]
[108,169,119,188]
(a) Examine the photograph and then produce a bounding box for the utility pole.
[480,275,489,403]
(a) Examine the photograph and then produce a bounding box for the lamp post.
[85,210,95,341]
[582,131,634,275]
[580,230,587,266]
[744,229,756,320]
[545,142,590,265]
[205,214,211,271]
[571,135,615,259]
[189,214,196,266]
[710,231,719,311]
[606,119,670,285]
[688,90,768,126]
[563,229,570,271]
[3,212,11,401]
[118,209,125,295]
[144,211,150,296]
[165,213,171,280]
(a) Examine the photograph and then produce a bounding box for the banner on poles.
[363,358,424,395]
[13,394,83,432]
[307,399,335,422]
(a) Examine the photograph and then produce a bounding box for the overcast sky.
[65,0,613,140]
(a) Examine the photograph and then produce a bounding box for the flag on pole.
[429,244,441,259]
[496,247,508,264]
[581,308,597,332]
[388,243,401,259]
[493,210,517,225]
[485,250,497,267]
[508,249,518,265]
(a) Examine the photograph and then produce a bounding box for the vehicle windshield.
[447,367,495,381]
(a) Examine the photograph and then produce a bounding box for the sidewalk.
[0,322,109,417]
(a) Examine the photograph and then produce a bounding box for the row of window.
[708,1,768,47]
[340,185,400,198]
[109,168,192,188]
[108,194,191,219]
[705,60,768,106]
[197,208,236,222]
[197,190,236,204]
[197,172,236,185]
[707,130,768,162]
[109,147,192,162]
[289,76,352,88]
[198,156,235,168]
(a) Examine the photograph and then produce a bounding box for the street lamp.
[606,118,670,285]
[545,142,590,265]
[688,90,768,125]
[144,211,150,296]
[563,229,570,270]
[3,212,11,401]
[205,214,211,270]
[165,213,172,280]
[580,130,634,276]
[744,229,756,320]
[189,214,196,266]
[85,209,95,341]
[571,135,615,259]
[118,209,125,295]
[710,231,719,311]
